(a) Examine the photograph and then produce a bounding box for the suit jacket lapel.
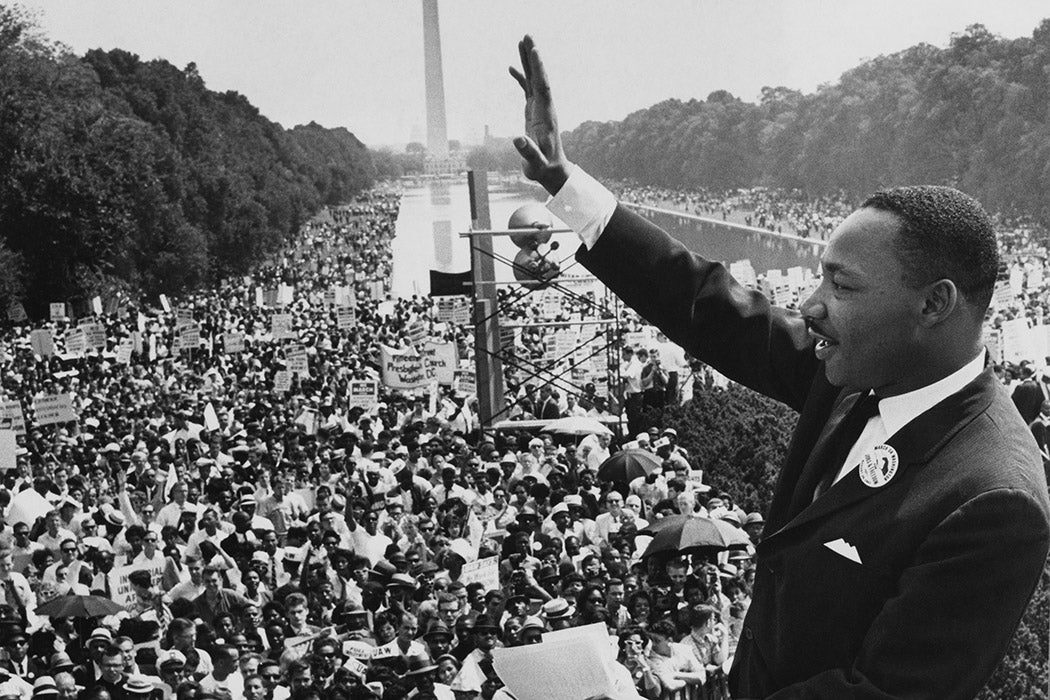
[784,390,867,520]
[763,368,998,546]
[764,372,843,531]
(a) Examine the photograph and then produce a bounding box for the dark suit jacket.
[1011,378,1044,424]
[0,656,44,682]
[577,205,1050,699]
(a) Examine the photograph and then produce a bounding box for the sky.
[15,1,1050,149]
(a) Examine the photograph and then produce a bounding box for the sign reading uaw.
[380,345,428,389]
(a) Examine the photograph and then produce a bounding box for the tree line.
[561,21,1050,229]
[0,6,376,315]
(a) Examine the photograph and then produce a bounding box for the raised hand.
[509,35,571,195]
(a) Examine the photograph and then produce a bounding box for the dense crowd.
[0,177,1047,700]
[0,183,762,700]
[612,183,855,240]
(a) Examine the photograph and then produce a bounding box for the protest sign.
[1009,265,1024,297]
[175,308,195,328]
[91,296,103,316]
[729,259,757,288]
[81,322,107,351]
[33,394,77,426]
[278,284,295,306]
[223,332,245,354]
[421,341,457,384]
[286,345,309,378]
[0,401,25,434]
[1027,264,1044,291]
[380,345,428,390]
[992,281,1015,309]
[343,640,375,661]
[553,330,576,359]
[273,370,293,393]
[6,302,26,323]
[406,320,428,347]
[203,403,221,432]
[49,302,67,322]
[336,306,356,330]
[115,338,133,365]
[1030,324,1049,365]
[335,284,354,307]
[271,313,295,340]
[158,294,171,313]
[111,560,166,609]
[459,556,499,592]
[7,488,51,530]
[347,380,378,411]
[64,328,87,357]
[30,329,54,358]
[284,634,317,655]
[434,295,470,323]
[0,430,16,472]
[295,407,317,435]
[1001,317,1033,363]
[323,288,336,308]
[178,324,200,352]
[498,327,517,354]
[624,331,647,349]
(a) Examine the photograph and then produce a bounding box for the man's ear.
[919,279,958,327]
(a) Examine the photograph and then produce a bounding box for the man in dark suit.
[1011,364,1045,424]
[509,36,1050,699]
[0,624,41,682]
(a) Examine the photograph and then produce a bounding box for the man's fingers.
[513,136,548,168]
[528,45,552,101]
[509,66,528,95]
[518,37,533,83]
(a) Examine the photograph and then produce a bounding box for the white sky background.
[16,1,1050,149]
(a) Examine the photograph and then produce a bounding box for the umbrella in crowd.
[597,448,662,483]
[640,514,751,559]
[35,594,125,619]
[544,416,613,437]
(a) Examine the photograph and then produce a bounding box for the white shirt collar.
[877,351,986,438]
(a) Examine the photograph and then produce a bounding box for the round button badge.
[858,444,899,488]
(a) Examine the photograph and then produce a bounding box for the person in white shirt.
[345,501,393,567]
[198,643,244,699]
[132,530,166,569]
[34,511,76,556]
[165,556,205,603]
[156,481,192,529]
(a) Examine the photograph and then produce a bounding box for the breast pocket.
[770,542,898,662]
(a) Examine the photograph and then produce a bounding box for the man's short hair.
[862,186,998,308]
[128,570,152,588]
[284,592,308,609]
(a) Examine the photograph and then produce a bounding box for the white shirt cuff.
[546,165,617,250]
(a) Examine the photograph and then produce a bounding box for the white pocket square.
[824,538,862,564]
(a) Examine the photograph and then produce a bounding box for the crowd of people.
[612,182,855,240]
[0,173,1048,700]
[0,182,763,700]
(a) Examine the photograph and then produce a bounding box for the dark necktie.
[813,392,881,500]
[3,579,24,624]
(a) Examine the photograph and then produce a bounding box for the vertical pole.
[468,171,506,431]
